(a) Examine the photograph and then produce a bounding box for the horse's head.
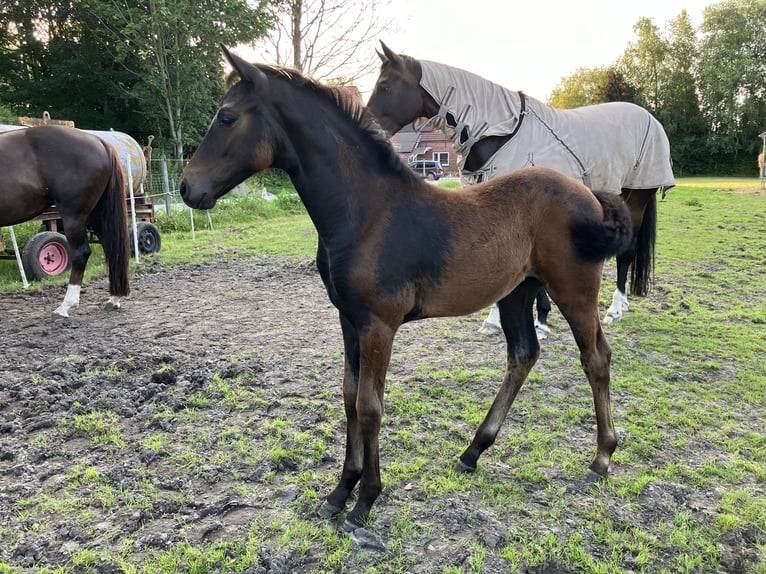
[367,41,433,136]
[180,45,282,210]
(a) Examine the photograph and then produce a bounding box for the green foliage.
[0,0,279,155]
[549,2,766,176]
[0,104,17,124]
[697,0,766,173]
[548,66,608,108]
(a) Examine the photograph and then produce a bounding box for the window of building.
[433,152,449,166]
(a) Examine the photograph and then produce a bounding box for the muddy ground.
[0,256,762,572]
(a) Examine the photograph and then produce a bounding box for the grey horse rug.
[419,61,676,193]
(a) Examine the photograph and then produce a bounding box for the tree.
[548,66,608,108]
[594,69,636,103]
[80,0,277,159]
[0,0,138,131]
[660,10,707,175]
[0,0,277,158]
[697,0,766,173]
[618,17,669,114]
[254,0,392,85]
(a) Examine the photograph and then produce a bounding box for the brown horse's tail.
[89,141,131,297]
[571,192,633,263]
[629,194,656,297]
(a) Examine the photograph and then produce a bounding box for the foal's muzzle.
[178,180,213,210]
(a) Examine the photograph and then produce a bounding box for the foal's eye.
[218,113,236,127]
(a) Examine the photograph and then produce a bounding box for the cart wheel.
[131,221,162,254]
[22,232,71,280]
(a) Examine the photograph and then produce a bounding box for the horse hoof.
[318,500,344,518]
[478,322,501,335]
[103,301,121,311]
[454,459,476,474]
[342,520,359,533]
[585,469,607,483]
[602,314,618,325]
[50,312,69,321]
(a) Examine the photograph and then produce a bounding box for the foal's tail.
[89,142,131,297]
[571,192,633,262]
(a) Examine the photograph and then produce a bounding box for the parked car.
[409,160,444,180]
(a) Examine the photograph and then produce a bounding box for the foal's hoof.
[50,312,69,322]
[103,301,121,311]
[535,321,551,340]
[318,500,344,518]
[585,469,607,483]
[342,520,359,533]
[454,459,476,474]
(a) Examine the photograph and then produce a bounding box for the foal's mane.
[226,64,415,180]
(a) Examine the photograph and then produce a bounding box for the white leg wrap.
[53,284,81,318]
[478,304,502,334]
[603,289,629,324]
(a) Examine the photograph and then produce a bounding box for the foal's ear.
[220,44,269,94]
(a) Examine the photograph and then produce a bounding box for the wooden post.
[161,156,172,215]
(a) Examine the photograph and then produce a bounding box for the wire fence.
[145,157,188,214]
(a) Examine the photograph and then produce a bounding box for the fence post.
[161,156,172,215]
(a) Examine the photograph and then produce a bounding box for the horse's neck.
[274,90,398,246]
[419,61,521,172]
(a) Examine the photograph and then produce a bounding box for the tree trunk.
[291,0,302,71]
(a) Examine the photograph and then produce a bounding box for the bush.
[0,104,18,125]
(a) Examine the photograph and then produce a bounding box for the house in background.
[390,123,459,176]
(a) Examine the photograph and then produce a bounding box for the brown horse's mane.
[225,65,391,147]
[225,64,414,179]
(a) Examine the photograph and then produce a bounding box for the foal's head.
[180,46,285,210]
[367,41,429,136]
[181,45,401,210]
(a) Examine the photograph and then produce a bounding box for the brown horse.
[367,41,675,330]
[0,126,130,317]
[180,46,633,530]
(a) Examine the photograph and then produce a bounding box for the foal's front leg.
[320,314,394,530]
[320,313,363,519]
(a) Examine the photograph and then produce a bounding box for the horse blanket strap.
[418,59,675,193]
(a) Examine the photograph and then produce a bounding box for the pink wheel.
[21,232,72,280]
[39,241,69,274]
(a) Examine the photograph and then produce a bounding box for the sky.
[355,0,713,101]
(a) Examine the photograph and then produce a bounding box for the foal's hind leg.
[554,279,617,479]
[457,278,541,472]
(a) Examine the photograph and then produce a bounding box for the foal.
[180,46,633,530]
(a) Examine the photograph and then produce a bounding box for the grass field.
[0,178,764,572]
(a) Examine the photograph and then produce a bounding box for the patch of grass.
[67,410,125,447]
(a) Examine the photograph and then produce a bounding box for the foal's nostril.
[179,180,188,199]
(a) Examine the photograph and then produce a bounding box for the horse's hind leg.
[605,189,656,324]
[53,225,91,319]
[535,290,552,338]
[554,274,617,479]
[457,278,541,472]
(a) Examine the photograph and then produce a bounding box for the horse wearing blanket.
[368,42,675,330]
